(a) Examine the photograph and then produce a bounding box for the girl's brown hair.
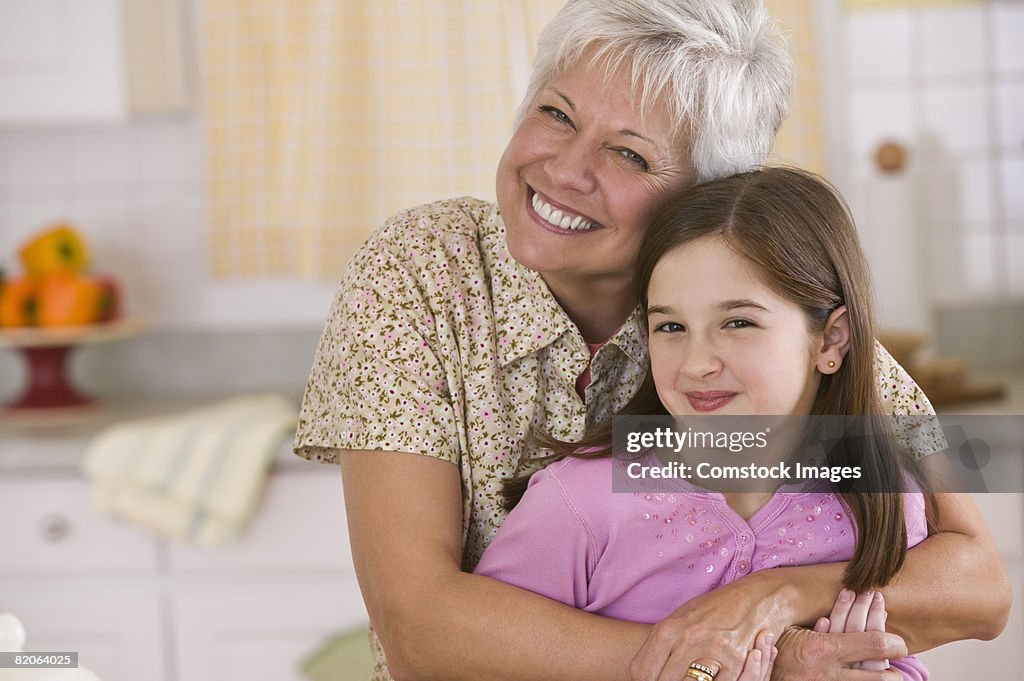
[503,166,933,592]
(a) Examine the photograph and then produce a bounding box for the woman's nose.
[544,137,597,194]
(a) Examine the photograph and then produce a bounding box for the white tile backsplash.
[848,89,916,156]
[1000,157,1024,220]
[921,85,991,156]
[992,2,1024,75]
[1008,232,1024,294]
[996,83,1024,152]
[69,127,134,187]
[2,129,76,189]
[963,233,998,293]
[846,10,915,82]
[921,158,995,227]
[921,6,988,79]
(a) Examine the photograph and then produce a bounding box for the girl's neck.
[542,271,636,344]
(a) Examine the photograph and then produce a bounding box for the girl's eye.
[538,105,574,128]
[654,322,685,333]
[617,148,650,171]
[724,319,755,330]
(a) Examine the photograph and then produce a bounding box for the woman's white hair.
[517,0,793,183]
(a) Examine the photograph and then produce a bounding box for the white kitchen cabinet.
[0,467,368,681]
[0,582,166,681]
[173,578,367,681]
[0,0,189,124]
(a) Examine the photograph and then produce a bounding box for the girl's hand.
[814,589,890,671]
[736,630,778,681]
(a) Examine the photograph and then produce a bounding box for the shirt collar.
[484,204,648,370]
[484,206,576,366]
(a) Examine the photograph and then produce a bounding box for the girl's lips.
[685,391,737,412]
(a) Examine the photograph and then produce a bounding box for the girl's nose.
[679,337,723,380]
[544,137,597,194]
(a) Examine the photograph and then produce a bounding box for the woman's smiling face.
[496,51,691,289]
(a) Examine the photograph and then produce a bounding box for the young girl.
[475,167,932,681]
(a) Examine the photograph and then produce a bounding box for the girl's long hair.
[503,166,933,592]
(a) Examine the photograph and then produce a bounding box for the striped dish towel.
[82,394,299,545]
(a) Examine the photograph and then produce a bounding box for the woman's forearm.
[880,493,1011,651]
[341,449,651,681]
[744,493,1011,654]
[383,568,650,681]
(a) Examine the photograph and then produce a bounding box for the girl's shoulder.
[529,456,615,494]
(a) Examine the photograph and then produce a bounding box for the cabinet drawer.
[1,581,166,681]
[173,577,368,681]
[169,468,354,573]
[0,477,160,576]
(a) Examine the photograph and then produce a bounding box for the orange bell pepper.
[37,273,104,327]
[18,224,90,276]
[0,276,39,327]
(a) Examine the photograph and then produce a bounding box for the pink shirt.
[475,454,929,680]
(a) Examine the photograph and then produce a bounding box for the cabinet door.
[0,581,166,681]
[0,0,126,123]
[172,577,369,681]
[0,0,188,123]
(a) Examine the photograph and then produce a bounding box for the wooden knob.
[40,514,70,543]
[875,141,906,173]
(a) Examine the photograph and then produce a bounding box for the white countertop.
[0,394,315,474]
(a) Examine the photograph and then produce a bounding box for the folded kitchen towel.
[82,394,299,545]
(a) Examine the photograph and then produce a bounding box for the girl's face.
[496,51,691,291]
[647,236,824,417]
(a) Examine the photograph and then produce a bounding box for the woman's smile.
[528,188,601,234]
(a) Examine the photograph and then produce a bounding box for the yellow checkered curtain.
[203,0,824,279]
[203,0,562,279]
[764,0,827,173]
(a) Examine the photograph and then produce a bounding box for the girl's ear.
[818,305,851,374]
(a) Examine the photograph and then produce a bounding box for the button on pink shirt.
[475,454,929,680]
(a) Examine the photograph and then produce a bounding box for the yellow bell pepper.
[18,224,90,276]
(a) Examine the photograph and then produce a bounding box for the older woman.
[295,1,1010,680]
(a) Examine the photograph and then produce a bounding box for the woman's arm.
[340,449,650,681]
[630,491,1010,681]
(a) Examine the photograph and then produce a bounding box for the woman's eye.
[538,105,573,128]
[618,148,650,171]
[724,319,754,330]
[654,322,685,333]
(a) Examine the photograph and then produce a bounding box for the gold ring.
[686,670,715,681]
[689,662,716,676]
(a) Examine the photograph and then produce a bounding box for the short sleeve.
[293,213,461,466]
[874,340,947,458]
[474,465,595,609]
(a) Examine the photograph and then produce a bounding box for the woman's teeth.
[531,192,594,231]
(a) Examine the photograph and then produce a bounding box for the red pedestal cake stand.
[0,321,139,411]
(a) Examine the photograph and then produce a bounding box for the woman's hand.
[629,570,796,681]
